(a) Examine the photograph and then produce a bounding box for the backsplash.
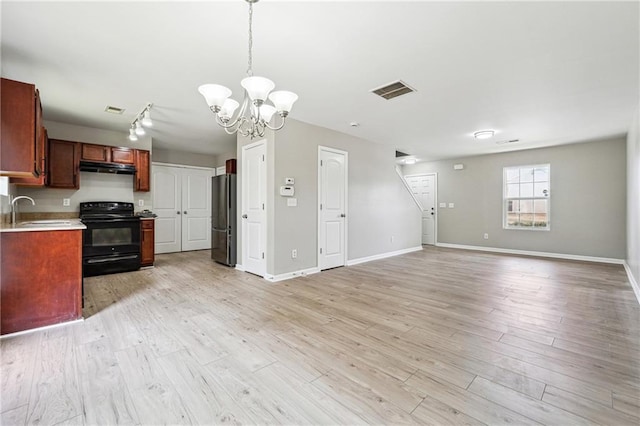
[16,172,152,214]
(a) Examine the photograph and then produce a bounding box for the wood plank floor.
[2,246,639,425]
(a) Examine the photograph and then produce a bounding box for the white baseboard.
[346,246,423,266]
[623,262,640,305]
[235,264,245,272]
[264,267,320,283]
[435,242,625,265]
[0,318,84,340]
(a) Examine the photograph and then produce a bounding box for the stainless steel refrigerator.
[211,174,237,266]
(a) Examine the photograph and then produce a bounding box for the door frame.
[241,139,268,277]
[404,172,438,245]
[317,145,349,270]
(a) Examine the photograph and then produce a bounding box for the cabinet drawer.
[141,220,154,229]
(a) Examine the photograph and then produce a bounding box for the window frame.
[502,163,551,231]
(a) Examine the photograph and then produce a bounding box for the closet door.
[181,168,213,251]
[153,165,182,254]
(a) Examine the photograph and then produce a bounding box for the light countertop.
[0,219,86,233]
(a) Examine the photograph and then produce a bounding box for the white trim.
[623,261,640,305]
[235,264,245,272]
[347,246,423,266]
[436,242,625,264]
[0,318,84,339]
[151,161,215,171]
[318,146,349,271]
[264,267,321,283]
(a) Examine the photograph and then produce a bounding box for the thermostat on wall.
[280,186,295,197]
[285,177,295,185]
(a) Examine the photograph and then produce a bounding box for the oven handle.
[85,255,139,264]
[81,218,140,224]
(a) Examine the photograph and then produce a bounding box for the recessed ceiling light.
[350,122,360,127]
[404,158,416,165]
[104,105,125,114]
[474,130,495,140]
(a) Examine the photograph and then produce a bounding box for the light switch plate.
[448,203,455,208]
[287,198,297,207]
[439,202,446,208]
[138,199,144,206]
[63,198,70,206]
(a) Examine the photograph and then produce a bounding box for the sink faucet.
[11,196,36,224]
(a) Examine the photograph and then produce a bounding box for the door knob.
[183,211,188,215]
[242,214,248,219]
[340,213,346,218]
[177,211,181,215]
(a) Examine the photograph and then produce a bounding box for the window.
[503,164,550,230]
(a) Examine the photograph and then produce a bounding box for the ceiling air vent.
[371,80,416,100]
[104,105,125,114]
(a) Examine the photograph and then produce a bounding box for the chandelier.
[198,0,298,139]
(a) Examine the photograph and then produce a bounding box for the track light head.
[141,109,153,127]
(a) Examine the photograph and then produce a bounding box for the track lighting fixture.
[126,103,153,142]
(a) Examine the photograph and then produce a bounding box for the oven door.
[82,217,141,258]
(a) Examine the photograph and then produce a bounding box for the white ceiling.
[2,1,638,161]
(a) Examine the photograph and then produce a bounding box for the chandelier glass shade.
[198,0,297,139]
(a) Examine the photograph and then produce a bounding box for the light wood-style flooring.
[2,247,639,425]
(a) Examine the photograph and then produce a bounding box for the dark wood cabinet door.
[48,139,80,189]
[11,126,47,186]
[1,78,38,177]
[81,143,110,162]
[140,219,155,266]
[111,147,135,164]
[1,230,82,335]
[134,149,150,192]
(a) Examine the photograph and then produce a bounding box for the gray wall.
[237,119,421,276]
[153,148,216,168]
[15,121,153,213]
[403,137,627,259]
[627,107,640,286]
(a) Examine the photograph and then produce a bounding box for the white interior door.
[242,141,267,276]
[181,168,213,251]
[406,174,436,245]
[153,165,182,254]
[319,147,347,270]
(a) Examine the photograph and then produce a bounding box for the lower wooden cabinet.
[140,219,155,267]
[1,230,83,335]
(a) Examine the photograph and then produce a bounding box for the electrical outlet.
[63,198,70,206]
[391,236,395,243]
[484,233,489,240]
[291,249,297,259]
[138,199,144,207]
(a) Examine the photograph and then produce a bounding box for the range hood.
[79,161,136,175]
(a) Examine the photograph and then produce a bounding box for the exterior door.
[181,168,213,251]
[318,147,347,270]
[242,140,267,277]
[406,174,436,245]
[153,165,182,254]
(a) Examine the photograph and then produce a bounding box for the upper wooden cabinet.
[81,143,110,162]
[111,147,135,164]
[81,143,137,165]
[1,78,43,177]
[12,127,48,186]
[134,149,150,192]
[48,139,80,189]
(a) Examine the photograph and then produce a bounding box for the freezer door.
[211,229,229,264]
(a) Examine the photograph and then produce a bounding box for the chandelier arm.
[264,114,286,131]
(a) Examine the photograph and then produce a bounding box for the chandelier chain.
[247,1,253,76]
